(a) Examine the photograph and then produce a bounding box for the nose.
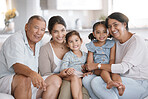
[110,26,115,32]
[58,32,63,37]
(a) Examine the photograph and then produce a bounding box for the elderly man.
[0,15,51,99]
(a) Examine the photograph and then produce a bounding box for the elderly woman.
[83,12,148,99]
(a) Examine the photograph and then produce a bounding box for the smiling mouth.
[113,31,118,34]
[73,45,79,48]
[57,37,63,40]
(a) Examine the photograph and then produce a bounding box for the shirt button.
[102,52,104,54]
[100,47,102,50]
[102,59,105,61]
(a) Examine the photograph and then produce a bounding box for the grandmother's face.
[107,18,126,40]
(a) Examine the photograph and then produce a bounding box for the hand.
[59,69,68,78]
[81,64,87,73]
[66,68,75,75]
[29,71,46,91]
[83,72,93,77]
[85,63,98,71]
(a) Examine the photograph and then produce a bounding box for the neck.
[119,31,133,43]
[72,50,82,57]
[51,40,65,48]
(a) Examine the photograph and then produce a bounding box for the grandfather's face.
[25,18,46,45]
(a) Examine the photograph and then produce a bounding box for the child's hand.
[66,68,75,75]
[59,69,68,78]
[81,64,87,73]
[83,72,93,77]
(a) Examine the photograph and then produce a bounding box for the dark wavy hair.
[105,12,129,31]
[48,16,66,34]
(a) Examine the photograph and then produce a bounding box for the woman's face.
[51,23,66,44]
[107,18,126,40]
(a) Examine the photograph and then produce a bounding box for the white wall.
[11,0,109,32]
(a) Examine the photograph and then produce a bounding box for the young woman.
[38,16,89,99]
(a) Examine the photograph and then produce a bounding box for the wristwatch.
[97,63,101,69]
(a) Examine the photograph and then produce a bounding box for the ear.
[123,22,127,29]
[25,23,28,32]
[92,32,96,37]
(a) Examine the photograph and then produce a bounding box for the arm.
[39,44,54,76]
[84,51,101,75]
[101,44,116,83]
[13,63,46,89]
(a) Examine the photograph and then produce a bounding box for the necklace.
[51,41,65,50]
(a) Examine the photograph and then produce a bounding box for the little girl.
[60,30,91,99]
[82,21,125,98]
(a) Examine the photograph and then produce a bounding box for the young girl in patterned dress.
[60,30,91,99]
[82,21,125,99]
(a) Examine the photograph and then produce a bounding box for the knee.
[91,77,102,89]
[12,75,32,92]
[47,75,62,88]
[82,75,95,85]
[19,76,31,88]
[69,75,79,81]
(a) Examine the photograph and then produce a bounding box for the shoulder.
[86,40,96,52]
[40,42,52,55]
[104,39,115,48]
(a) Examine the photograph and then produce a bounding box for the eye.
[69,40,73,43]
[34,26,39,29]
[108,25,111,29]
[103,30,107,33]
[41,28,45,32]
[114,23,118,27]
[95,31,100,34]
[53,30,58,33]
[61,29,66,32]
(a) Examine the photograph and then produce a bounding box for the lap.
[91,76,148,99]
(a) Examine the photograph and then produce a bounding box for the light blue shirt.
[0,31,42,78]
[86,39,115,64]
[60,50,87,72]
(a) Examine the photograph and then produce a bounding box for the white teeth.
[58,38,63,40]
[113,31,118,34]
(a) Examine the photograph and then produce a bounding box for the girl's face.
[107,18,126,40]
[51,23,66,44]
[67,35,82,51]
[93,24,108,42]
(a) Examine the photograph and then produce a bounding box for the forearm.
[100,64,112,72]
[13,63,35,77]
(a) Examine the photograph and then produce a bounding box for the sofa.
[0,33,148,99]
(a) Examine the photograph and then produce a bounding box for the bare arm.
[100,44,116,83]
[13,63,46,90]
[85,51,101,75]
